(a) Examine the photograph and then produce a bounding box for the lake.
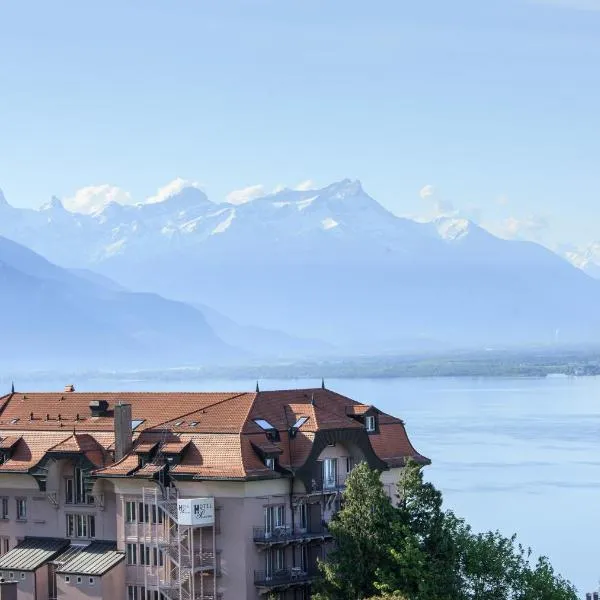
[4,374,599,595]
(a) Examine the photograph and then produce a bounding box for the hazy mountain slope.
[3,180,600,349]
[0,236,236,369]
[195,303,332,358]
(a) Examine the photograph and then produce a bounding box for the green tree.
[315,461,398,600]
[376,460,464,600]
[317,461,578,600]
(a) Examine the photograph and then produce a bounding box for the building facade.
[0,385,429,600]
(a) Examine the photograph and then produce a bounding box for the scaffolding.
[141,486,218,600]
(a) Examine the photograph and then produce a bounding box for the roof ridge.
[46,434,76,452]
[310,390,362,429]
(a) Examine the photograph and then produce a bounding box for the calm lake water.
[5,374,599,595]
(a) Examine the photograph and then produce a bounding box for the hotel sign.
[177,497,215,526]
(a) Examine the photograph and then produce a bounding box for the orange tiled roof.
[0,387,429,480]
[0,435,22,449]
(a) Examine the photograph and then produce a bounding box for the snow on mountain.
[2,179,600,350]
[562,243,600,279]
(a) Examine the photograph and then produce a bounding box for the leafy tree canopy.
[315,460,577,600]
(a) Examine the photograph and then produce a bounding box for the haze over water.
[7,374,598,595]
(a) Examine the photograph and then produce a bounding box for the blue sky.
[1,0,599,248]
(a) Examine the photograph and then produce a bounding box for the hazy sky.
[1,0,599,248]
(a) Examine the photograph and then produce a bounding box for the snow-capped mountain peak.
[40,196,66,212]
[433,216,473,241]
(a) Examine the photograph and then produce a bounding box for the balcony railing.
[254,567,320,588]
[253,526,332,545]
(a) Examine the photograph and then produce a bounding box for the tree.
[314,461,399,600]
[317,461,578,600]
[376,460,465,600]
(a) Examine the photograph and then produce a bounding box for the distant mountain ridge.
[2,180,600,350]
[0,235,236,369]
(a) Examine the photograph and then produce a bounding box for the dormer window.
[254,418,279,441]
[265,457,275,470]
[365,415,376,433]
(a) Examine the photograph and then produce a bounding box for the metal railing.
[253,526,332,544]
[254,567,319,587]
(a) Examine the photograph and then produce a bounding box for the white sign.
[177,497,215,526]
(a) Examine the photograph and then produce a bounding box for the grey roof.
[56,541,125,576]
[0,537,69,572]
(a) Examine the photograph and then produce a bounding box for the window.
[254,419,275,430]
[265,457,275,470]
[15,498,26,520]
[1,497,8,519]
[76,576,82,584]
[264,504,285,536]
[138,502,150,523]
[126,543,137,565]
[323,458,337,489]
[151,505,163,524]
[365,415,376,432]
[89,577,95,585]
[128,586,137,600]
[66,514,75,537]
[65,478,74,504]
[131,419,144,431]
[20,572,25,580]
[126,501,137,523]
[293,416,309,429]
[299,503,308,530]
[65,576,70,583]
[0,537,9,555]
[302,545,309,571]
[74,468,87,504]
[346,456,355,473]
[274,548,285,570]
[8,572,14,579]
[66,514,95,539]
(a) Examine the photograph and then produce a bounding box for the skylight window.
[293,416,309,429]
[131,419,144,431]
[175,421,183,426]
[254,419,275,430]
[188,421,198,427]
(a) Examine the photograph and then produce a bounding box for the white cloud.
[146,178,203,204]
[226,184,266,205]
[419,184,435,200]
[63,184,133,215]
[488,215,549,241]
[294,180,315,191]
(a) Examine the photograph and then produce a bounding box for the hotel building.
[0,385,429,600]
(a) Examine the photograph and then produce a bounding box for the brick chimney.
[114,403,133,462]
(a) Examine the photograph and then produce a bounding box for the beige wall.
[0,466,117,549]
[56,567,123,600]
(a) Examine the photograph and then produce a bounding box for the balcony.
[254,567,319,589]
[253,526,332,547]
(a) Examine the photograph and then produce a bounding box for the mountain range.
[2,180,600,364]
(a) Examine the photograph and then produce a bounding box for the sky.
[1,0,599,250]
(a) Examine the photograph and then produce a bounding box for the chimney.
[64,384,75,393]
[114,403,133,461]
